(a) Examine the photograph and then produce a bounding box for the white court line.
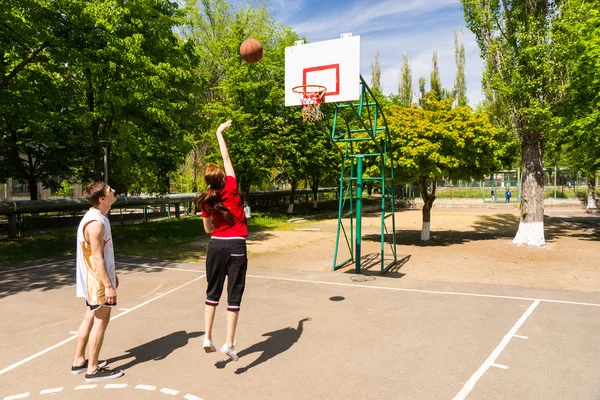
[135,385,157,391]
[160,388,180,395]
[491,363,509,369]
[246,274,600,308]
[110,275,204,321]
[513,335,528,339]
[105,384,128,389]
[116,262,204,273]
[0,275,204,375]
[4,393,29,400]
[0,334,78,375]
[40,387,63,395]
[184,394,204,400]
[453,300,540,400]
[0,259,75,274]
[74,385,96,390]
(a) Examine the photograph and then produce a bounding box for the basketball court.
[2,254,600,400]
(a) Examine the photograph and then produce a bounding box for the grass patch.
[0,213,303,265]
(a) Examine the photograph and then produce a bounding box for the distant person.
[491,188,495,202]
[506,189,512,203]
[196,120,248,361]
[72,181,123,382]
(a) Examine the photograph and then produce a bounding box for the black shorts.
[205,238,247,311]
[86,300,116,312]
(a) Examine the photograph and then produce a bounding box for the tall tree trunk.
[311,177,319,209]
[587,175,597,209]
[513,137,545,246]
[419,176,436,241]
[287,180,297,214]
[28,176,38,200]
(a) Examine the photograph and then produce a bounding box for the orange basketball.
[240,38,263,63]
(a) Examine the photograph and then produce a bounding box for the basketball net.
[292,85,326,122]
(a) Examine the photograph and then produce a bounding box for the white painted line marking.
[0,334,77,375]
[184,394,204,400]
[68,331,78,335]
[111,275,204,321]
[0,259,76,274]
[116,262,204,273]
[247,274,600,308]
[160,388,180,395]
[4,393,29,400]
[118,308,129,311]
[0,275,204,375]
[491,363,509,369]
[105,384,128,389]
[453,300,540,400]
[74,385,96,390]
[40,387,63,395]
[135,385,157,391]
[513,335,528,339]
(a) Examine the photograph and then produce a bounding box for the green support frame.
[317,75,398,274]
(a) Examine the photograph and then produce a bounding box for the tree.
[388,93,500,240]
[430,42,442,98]
[371,49,381,93]
[182,0,299,204]
[453,28,468,107]
[462,0,566,246]
[418,76,427,107]
[553,1,600,209]
[397,53,412,107]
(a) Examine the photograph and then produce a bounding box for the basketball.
[240,38,263,63]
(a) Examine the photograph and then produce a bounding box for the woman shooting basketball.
[196,119,248,361]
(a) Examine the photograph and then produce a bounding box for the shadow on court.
[215,318,310,374]
[362,213,598,247]
[0,256,199,299]
[107,330,203,371]
[338,253,409,278]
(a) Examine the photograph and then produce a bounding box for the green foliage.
[388,92,500,184]
[553,1,600,177]
[397,54,413,107]
[453,29,468,107]
[56,180,75,198]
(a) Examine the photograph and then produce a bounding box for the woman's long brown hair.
[196,164,232,222]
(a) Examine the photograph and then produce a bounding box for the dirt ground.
[246,208,600,292]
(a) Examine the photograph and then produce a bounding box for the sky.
[231,0,485,106]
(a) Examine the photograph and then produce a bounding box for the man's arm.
[216,120,234,178]
[203,215,214,234]
[86,221,117,304]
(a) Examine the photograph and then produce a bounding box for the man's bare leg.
[73,308,95,367]
[86,306,111,374]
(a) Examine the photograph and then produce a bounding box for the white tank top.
[76,208,116,302]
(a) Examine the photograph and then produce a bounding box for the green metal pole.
[380,151,386,274]
[332,151,347,271]
[355,156,363,274]
[120,208,124,225]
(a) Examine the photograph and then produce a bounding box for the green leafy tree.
[462,0,566,245]
[183,0,299,204]
[453,28,468,107]
[397,53,413,107]
[388,93,500,240]
[371,49,381,93]
[554,1,599,208]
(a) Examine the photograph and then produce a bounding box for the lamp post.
[99,139,110,183]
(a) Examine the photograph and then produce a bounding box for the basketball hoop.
[292,85,326,122]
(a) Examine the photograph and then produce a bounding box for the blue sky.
[232,0,485,106]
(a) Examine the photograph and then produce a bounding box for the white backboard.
[285,34,360,106]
